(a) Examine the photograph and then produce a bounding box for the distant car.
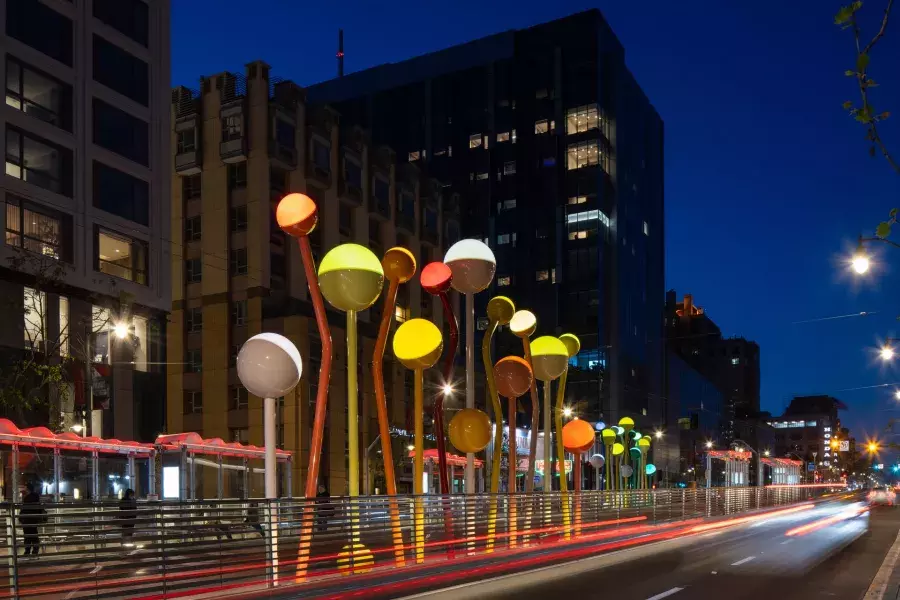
[868,487,896,506]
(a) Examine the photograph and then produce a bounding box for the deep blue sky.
[171,1,900,442]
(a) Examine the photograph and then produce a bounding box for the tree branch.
[862,0,894,55]
[861,236,900,249]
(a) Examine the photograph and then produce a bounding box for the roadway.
[396,497,900,600]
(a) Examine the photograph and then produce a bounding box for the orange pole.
[372,277,406,567]
[296,236,333,582]
[507,397,517,548]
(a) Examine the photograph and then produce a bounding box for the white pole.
[265,396,277,498]
[465,292,475,494]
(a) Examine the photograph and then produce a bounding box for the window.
[93,0,148,46]
[231,300,247,326]
[468,134,483,149]
[408,150,420,162]
[503,161,516,175]
[5,57,71,130]
[92,35,148,105]
[59,295,69,356]
[312,138,330,171]
[93,99,148,165]
[568,230,593,241]
[227,163,247,190]
[496,233,516,246]
[475,172,489,181]
[183,174,201,200]
[186,349,202,374]
[422,207,438,234]
[339,203,353,235]
[5,199,67,260]
[6,127,73,196]
[230,205,248,232]
[93,162,148,225]
[567,210,610,228]
[511,129,517,144]
[185,216,201,242]
[567,141,601,170]
[551,268,557,284]
[731,357,740,366]
[221,115,242,141]
[274,119,295,149]
[176,128,196,154]
[398,192,415,217]
[497,132,510,143]
[543,157,556,167]
[496,199,517,213]
[186,307,202,333]
[6,0,73,66]
[230,386,249,410]
[230,428,249,444]
[497,276,511,287]
[534,120,551,134]
[185,258,201,283]
[566,104,600,135]
[643,221,649,236]
[344,157,362,188]
[96,228,147,284]
[394,305,410,323]
[536,88,549,99]
[23,287,45,349]
[230,248,248,276]
[568,195,588,205]
[536,270,549,282]
[183,391,202,414]
[373,176,390,212]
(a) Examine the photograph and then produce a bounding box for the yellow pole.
[347,310,360,544]
[482,319,502,552]
[555,369,571,539]
[414,367,425,564]
[543,381,552,528]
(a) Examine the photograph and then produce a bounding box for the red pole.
[435,292,458,495]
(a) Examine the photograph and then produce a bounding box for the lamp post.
[444,240,496,494]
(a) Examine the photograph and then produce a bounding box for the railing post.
[6,503,18,600]
[266,500,279,588]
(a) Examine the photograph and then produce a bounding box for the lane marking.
[731,556,755,566]
[864,528,900,600]
[646,587,684,600]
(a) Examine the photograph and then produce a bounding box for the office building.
[1,0,171,441]
[769,395,847,481]
[167,62,454,496]
[308,9,666,439]
[665,291,760,444]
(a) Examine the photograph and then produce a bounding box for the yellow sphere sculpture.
[487,296,516,325]
[612,442,625,456]
[382,247,417,284]
[638,437,651,449]
[318,244,385,312]
[393,319,443,370]
[559,333,581,359]
[449,408,492,453]
[530,336,569,382]
[601,428,617,443]
[510,310,537,338]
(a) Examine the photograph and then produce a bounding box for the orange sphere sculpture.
[494,356,533,399]
[276,193,318,237]
[448,408,492,453]
[562,419,595,453]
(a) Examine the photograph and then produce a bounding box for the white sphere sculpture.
[444,239,496,294]
[237,333,302,398]
[589,454,605,469]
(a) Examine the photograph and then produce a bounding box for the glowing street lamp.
[868,442,879,454]
[882,346,896,361]
[563,407,573,418]
[113,322,129,340]
[654,429,663,440]
[851,252,871,275]
[705,440,714,449]
[442,384,454,396]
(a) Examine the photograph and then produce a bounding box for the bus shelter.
[706,449,751,487]
[761,457,803,485]
[155,433,293,500]
[0,419,155,502]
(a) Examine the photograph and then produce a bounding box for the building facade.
[665,291,760,444]
[307,9,666,438]
[1,0,171,441]
[167,62,455,496]
[769,395,847,482]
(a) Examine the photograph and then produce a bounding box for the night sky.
[171,0,900,443]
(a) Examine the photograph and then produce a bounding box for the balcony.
[421,226,438,247]
[396,210,415,235]
[172,88,201,175]
[218,73,246,163]
[175,149,200,175]
[269,139,297,169]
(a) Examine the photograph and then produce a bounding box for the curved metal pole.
[413,367,425,563]
[522,340,539,494]
[554,372,571,538]
[372,277,405,567]
[295,236,333,583]
[482,318,501,552]
[435,292,458,495]
[465,292,475,493]
[507,396,518,548]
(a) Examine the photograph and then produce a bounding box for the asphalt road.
[400,499,900,600]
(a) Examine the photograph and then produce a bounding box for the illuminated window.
[23,287,45,349]
[408,150,420,162]
[6,199,63,259]
[511,129,517,144]
[568,231,592,241]
[497,233,516,246]
[565,104,600,135]
[551,268,556,283]
[567,210,610,228]
[469,134,482,149]
[535,120,549,134]
[475,172,489,181]
[503,161,516,175]
[59,295,68,356]
[731,357,740,365]
[643,221,649,236]
[497,132,510,143]
[394,305,410,323]
[568,196,588,205]
[536,270,549,282]
[497,276,511,287]
[97,228,147,284]
[567,140,600,170]
[496,199,517,213]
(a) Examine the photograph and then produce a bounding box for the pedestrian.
[119,489,137,545]
[204,503,233,541]
[244,502,263,537]
[316,484,331,532]
[20,482,46,557]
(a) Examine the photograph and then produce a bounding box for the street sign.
[807,463,815,472]
[839,440,850,452]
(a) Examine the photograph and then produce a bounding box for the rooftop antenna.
[337,29,344,78]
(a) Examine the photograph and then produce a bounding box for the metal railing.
[0,486,841,599]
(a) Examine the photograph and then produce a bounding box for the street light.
[705,440,713,449]
[852,252,871,275]
[763,449,770,457]
[654,429,663,440]
[882,346,896,361]
[113,322,129,340]
[562,407,573,418]
[442,383,454,397]
[868,441,880,454]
